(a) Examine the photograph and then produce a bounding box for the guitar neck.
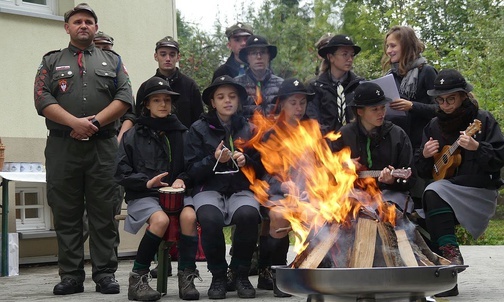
[358,170,381,178]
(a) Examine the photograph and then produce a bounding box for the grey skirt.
[424,180,497,239]
[192,190,260,225]
[125,195,194,234]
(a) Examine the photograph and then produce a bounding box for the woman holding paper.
[381,25,438,150]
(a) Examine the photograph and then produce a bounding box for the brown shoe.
[178,268,202,300]
[439,244,465,272]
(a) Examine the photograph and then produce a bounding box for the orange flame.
[239,111,396,253]
[254,84,262,105]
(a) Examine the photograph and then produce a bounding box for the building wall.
[0,0,177,261]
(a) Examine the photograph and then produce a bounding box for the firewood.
[377,222,405,267]
[395,229,418,267]
[350,218,378,268]
[413,228,450,265]
[298,224,341,269]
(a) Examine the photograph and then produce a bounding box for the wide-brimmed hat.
[143,77,179,102]
[318,34,361,58]
[94,31,114,45]
[276,78,314,102]
[64,3,97,23]
[202,75,248,106]
[350,82,391,107]
[155,36,179,52]
[225,22,253,39]
[315,32,333,50]
[427,69,473,97]
[238,35,278,63]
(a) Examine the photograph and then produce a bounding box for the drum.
[158,186,185,242]
[158,186,184,216]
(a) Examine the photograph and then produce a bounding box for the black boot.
[435,284,459,297]
[257,267,273,290]
[208,269,227,299]
[234,265,256,298]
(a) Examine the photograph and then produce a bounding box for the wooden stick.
[275,226,292,233]
[298,224,341,269]
[349,218,378,268]
[395,229,418,267]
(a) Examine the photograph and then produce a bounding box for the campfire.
[239,111,450,270]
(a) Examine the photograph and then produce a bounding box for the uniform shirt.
[34,43,134,131]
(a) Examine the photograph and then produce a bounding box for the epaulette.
[103,48,121,57]
[43,49,62,57]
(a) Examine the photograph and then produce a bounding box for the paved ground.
[0,245,502,302]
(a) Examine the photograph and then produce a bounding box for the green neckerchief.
[164,136,172,164]
[366,137,372,168]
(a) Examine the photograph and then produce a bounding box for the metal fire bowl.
[275,265,468,302]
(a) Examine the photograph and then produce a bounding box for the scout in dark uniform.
[34,3,134,296]
[212,22,253,81]
[93,30,114,50]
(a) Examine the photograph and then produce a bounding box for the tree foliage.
[177,0,503,122]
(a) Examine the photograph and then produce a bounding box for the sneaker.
[235,266,256,298]
[95,275,120,294]
[178,268,202,300]
[439,244,465,272]
[257,267,273,290]
[128,271,161,301]
[208,270,227,299]
[53,278,84,295]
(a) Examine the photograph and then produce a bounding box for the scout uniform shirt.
[34,43,134,131]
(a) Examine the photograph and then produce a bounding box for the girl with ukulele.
[416,69,504,297]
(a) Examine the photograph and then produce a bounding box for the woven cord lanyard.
[366,137,373,168]
[164,136,172,164]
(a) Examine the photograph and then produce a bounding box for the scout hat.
[202,75,248,106]
[350,82,391,107]
[276,78,315,102]
[315,33,333,50]
[64,3,97,23]
[155,36,179,52]
[427,69,473,97]
[318,34,361,58]
[94,31,114,45]
[143,77,180,102]
[225,22,253,39]
[238,35,278,63]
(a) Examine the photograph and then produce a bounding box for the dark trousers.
[45,136,119,283]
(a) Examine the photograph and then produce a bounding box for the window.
[15,183,51,231]
[0,0,59,19]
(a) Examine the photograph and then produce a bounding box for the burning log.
[376,222,405,267]
[349,218,378,268]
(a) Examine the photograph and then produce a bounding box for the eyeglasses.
[334,52,356,59]
[248,50,268,57]
[434,95,457,105]
[213,147,240,174]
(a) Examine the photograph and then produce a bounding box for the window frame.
[0,0,61,20]
[14,182,51,231]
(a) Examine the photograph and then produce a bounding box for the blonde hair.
[381,26,425,76]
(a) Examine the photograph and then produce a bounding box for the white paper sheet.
[362,74,406,116]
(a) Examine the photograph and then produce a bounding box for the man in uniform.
[135,36,203,129]
[212,22,253,81]
[93,31,114,50]
[34,3,134,296]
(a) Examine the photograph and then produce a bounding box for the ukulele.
[358,168,412,183]
[432,119,482,181]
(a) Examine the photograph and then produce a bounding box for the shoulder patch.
[43,49,62,57]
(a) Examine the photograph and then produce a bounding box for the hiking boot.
[95,275,120,294]
[439,244,465,272]
[53,278,84,295]
[208,270,227,299]
[435,284,459,297]
[249,249,259,276]
[226,268,236,292]
[150,262,172,278]
[257,267,273,290]
[234,266,256,298]
[272,270,291,297]
[128,271,161,301]
[178,268,202,300]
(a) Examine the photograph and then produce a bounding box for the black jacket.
[184,111,263,196]
[386,64,438,149]
[136,68,204,129]
[212,54,246,81]
[415,109,504,189]
[115,115,190,201]
[332,120,416,192]
[306,70,364,134]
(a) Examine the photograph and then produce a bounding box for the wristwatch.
[91,117,101,130]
